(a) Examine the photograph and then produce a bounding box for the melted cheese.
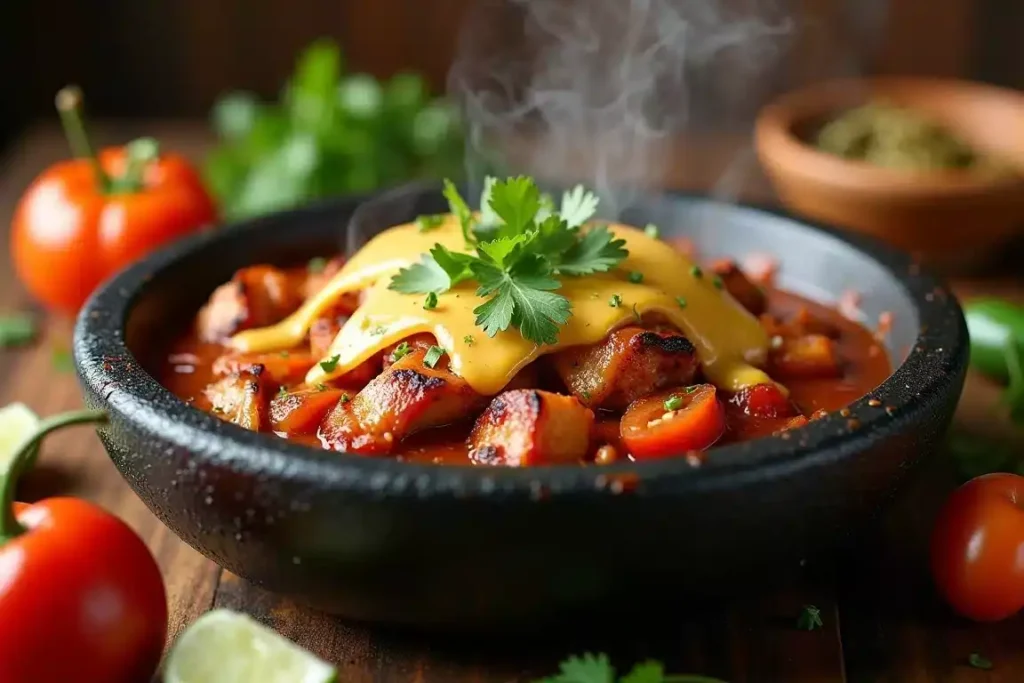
[229,217,773,396]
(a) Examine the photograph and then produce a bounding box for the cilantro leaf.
[560,184,600,228]
[0,314,36,348]
[430,244,475,285]
[529,215,578,263]
[556,224,628,275]
[620,661,665,683]
[389,254,452,294]
[472,255,570,345]
[488,176,541,238]
[478,235,526,268]
[538,653,614,683]
[319,354,341,372]
[423,345,446,368]
[797,604,823,630]
[443,178,475,245]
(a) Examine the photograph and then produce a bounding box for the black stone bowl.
[73,185,967,630]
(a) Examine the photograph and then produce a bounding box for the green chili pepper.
[964,298,1024,423]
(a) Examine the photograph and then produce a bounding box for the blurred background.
[2,0,1021,144]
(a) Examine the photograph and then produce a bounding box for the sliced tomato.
[620,384,726,460]
[731,383,796,419]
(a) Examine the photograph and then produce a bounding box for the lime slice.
[0,403,41,469]
[164,610,337,683]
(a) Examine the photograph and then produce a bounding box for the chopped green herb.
[212,406,225,414]
[423,345,446,369]
[580,390,591,400]
[463,334,475,346]
[690,265,703,279]
[307,257,327,274]
[316,383,328,392]
[51,347,74,373]
[609,294,622,308]
[534,653,729,683]
[423,292,438,310]
[390,341,412,362]
[968,653,993,670]
[319,354,341,372]
[676,296,688,309]
[0,314,36,348]
[279,350,290,358]
[796,604,823,631]
[644,223,660,239]
[389,177,627,345]
[628,271,644,284]
[712,276,724,290]
[340,393,351,404]
[632,303,642,324]
[416,214,445,232]
[664,395,683,411]
[277,386,288,398]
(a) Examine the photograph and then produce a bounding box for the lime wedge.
[164,610,337,683]
[0,403,41,469]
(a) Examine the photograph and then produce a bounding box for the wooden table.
[2,123,1023,682]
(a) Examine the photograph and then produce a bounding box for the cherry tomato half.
[620,384,725,460]
[930,473,1024,621]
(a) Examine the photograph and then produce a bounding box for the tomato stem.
[0,408,108,542]
[55,85,112,194]
[109,137,160,195]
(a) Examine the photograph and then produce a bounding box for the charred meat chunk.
[710,259,767,316]
[202,368,271,431]
[468,389,594,466]
[552,326,698,409]
[197,265,304,342]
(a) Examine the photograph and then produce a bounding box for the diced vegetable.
[621,385,726,459]
[270,388,348,435]
[770,334,842,379]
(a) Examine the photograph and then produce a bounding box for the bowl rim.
[73,191,968,499]
[754,75,1024,197]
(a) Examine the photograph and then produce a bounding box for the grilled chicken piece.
[552,326,699,410]
[203,368,271,431]
[212,351,315,385]
[468,390,594,466]
[197,265,305,342]
[319,348,484,454]
[710,259,767,316]
[270,388,351,435]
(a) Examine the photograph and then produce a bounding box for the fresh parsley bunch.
[536,653,728,683]
[389,176,628,345]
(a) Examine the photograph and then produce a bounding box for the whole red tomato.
[11,86,215,316]
[930,472,1024,621]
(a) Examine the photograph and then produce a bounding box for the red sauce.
[158,284,891,467]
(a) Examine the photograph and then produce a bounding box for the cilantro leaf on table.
[387,176,627,345]
[535,654,730,683]
[0,314,36,348]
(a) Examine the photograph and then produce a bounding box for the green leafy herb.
[712,276,724,290]
[463,334,475,346]
[316,383,328,392]
[0,314,36,348]
[690,265,703,279]
[277,386,288,398]
[423,292,439,310]
[319,354,341,372]
[628,271,644,284]
[964,298,1024,423]
[423,345,446,369]
[279,350,290,358]
[644,223,660,239]
[389,176,627,345]
[664,395,683,411]
[203,40,464,220]
[51,347,74,373]
[416,214,445,232]
[307,257,327,274]
[535,653,728,683]
[968,653,993,670]
[340,393,351,403]
[391,341,412,362]
[676,297,688,309]
[609,294,622,308]
[797,605,823,631]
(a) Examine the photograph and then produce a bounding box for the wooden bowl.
[755,77,1024,270]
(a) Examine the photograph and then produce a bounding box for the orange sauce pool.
[158,287,891,466]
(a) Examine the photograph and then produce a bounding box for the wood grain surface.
[1,123,1022,682]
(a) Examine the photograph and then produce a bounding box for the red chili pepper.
[11,86,216,316]
[0,409,168,683]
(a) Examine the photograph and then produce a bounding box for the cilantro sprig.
[535,653,728,683]
[389,176,627,345]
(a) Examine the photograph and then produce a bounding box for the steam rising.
[449,0,794,218]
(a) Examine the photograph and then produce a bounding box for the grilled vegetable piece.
[468,389,594,466]
[731,383,797,419]
[711,258,767,316]
[621,384,725,459]
[270,388,350,435]
[202,368,271,431]
[770,334,842,378]
[196,265,304,342]
[319,348,484,454]
[551,326,698,409]
[212,351,315,385]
